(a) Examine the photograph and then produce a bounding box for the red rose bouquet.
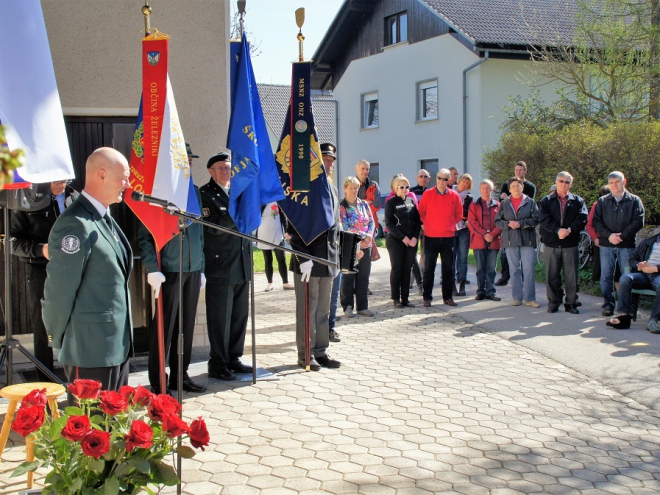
[11,379,210,494]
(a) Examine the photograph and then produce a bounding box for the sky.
[235,0,345,85]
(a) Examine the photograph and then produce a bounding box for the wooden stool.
[0,382,66,488]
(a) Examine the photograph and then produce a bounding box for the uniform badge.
[147,51,160,66]
[61,235,80,254]
[203,207,210,218]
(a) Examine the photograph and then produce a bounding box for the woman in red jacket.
[468,179,502,301]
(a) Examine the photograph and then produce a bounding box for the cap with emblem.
[207,151,231,169]
[186,142,199,158]
[320,142,336,158]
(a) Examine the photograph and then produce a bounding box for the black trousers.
[423,236,454,301]
[148,271,201,392]
[263,248,288,284]
[64,357,129,406]
[341,247,372,311]
[206,280,248,372]
[499,248,510,281]
[386,235,417,303]
[544,246,579,310]
[25,263,54,381]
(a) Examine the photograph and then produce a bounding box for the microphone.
[131,190,175,209]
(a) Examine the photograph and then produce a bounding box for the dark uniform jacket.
[12,186,79,264]
[200,178,250,285]
[138,186,205,274]
[287,182,340,278]
[538,192,588,248]
[495,195,539,248]
[42,194,133,368]
[592,191,645,249]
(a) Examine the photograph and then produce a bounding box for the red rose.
[118,385,135,404]
[189,417,210,450]
[147,394,181,422]
[61,415,92,442]
[21,388,48,408]
[80,430,111,458]
[11,405,46,437]
[68,379,102,400]
[161,411,189,438]
[132,385,155,407]
[125,420,154,453]
[99,391,128,416]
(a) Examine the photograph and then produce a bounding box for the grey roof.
[421,0,580,47]
[257,83,336,145]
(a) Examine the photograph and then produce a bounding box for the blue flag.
[227,34,284,234]
[275,62,334,245]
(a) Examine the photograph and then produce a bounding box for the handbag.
[371,242,381,262]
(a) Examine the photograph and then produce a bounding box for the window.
[420,159,438,188]
[385,11,408,46]
[362,92,379,129]
[368,162,380,184]
[418,80,438,120]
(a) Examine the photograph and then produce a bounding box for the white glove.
[200,273,207,291]
[299,260,313,283]
[147,271,166,298]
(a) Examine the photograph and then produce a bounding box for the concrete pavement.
[1,253,660,494]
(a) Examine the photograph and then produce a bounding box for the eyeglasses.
[398,185,410,189]
[418,175,430,179]
[53,179,72,185]
[557,179,571,184]
[437,177,450,182]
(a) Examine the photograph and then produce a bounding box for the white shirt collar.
[82,190,108,217]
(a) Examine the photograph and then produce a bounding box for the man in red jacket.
[418,168,463,307]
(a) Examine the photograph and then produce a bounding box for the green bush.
[483,121,660,224]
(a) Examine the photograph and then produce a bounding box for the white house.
[311,0,572,187]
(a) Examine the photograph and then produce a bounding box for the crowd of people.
[14,143,660,397]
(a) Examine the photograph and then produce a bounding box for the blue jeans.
[616,272,660,320]
[474,248,498,297]
[454,228,470,282]
[506,246,536,302]
[599,247,634,310]
[329,272,341,332]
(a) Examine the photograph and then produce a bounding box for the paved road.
[1,253,659,494]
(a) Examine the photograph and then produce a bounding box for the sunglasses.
[398,185,410,189]
[557,179,571,184]
[437,177,450,182]
[418,175,430,179]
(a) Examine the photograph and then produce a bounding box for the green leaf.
[144,487,157,495]
[175,445,196,459]
[156,461,179,485]
[65,406,84,415]
[103,477,120,495]
[49,415,68,440]
[127,456,151,474]
[10,461,39,477]
[71,477,83,492]
[90,457,105,473]
[91,414,104,425]
[45,471,62,485]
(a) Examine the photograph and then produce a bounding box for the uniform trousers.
[206,280,248,373]
[294,273,331,360]
[25,263,53,381]
[64,357,129,406]
[148,271,201,392]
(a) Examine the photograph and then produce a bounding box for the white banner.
[0,0,74,182]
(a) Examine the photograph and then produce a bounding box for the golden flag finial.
[296,8,305,62]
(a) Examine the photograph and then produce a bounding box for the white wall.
[333,35,562,190]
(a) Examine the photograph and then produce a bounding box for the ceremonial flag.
[124,34,200,251]
[0,0,74,184]
[226,34,284,234]
[275,62,334,245]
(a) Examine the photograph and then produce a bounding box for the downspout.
[330,98,340,183]
[463,51,488,172]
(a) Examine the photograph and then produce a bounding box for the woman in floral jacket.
[340,176,375,317]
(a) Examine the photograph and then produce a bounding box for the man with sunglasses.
[538,172,588,314]
[12,179,78,381]
[418,168,463,307]
[410,170,431,295]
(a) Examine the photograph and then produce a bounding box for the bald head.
[85,147,130,207]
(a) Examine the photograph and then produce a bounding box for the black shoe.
[547,307,558,313]
[367,288,373,295]
[401,301,415,308]
[444,299,457,307]
[475,294,486,300]
[452,285,459,296]
[329,330,341,342]
[602,308,614,317]
[151,386,172,396]
[464,280,471,284]
[566,307,580,314]
[298,357,321,371]
[208,367,236,381]
[171,378,206,393]
[485,295,501,301]
[458,282,466,296]
[228,359,253,374]
[495,278,508,286]
[575,301,583,307]
[316,355,341,368]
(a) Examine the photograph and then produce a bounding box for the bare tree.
[230,4,262,57]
